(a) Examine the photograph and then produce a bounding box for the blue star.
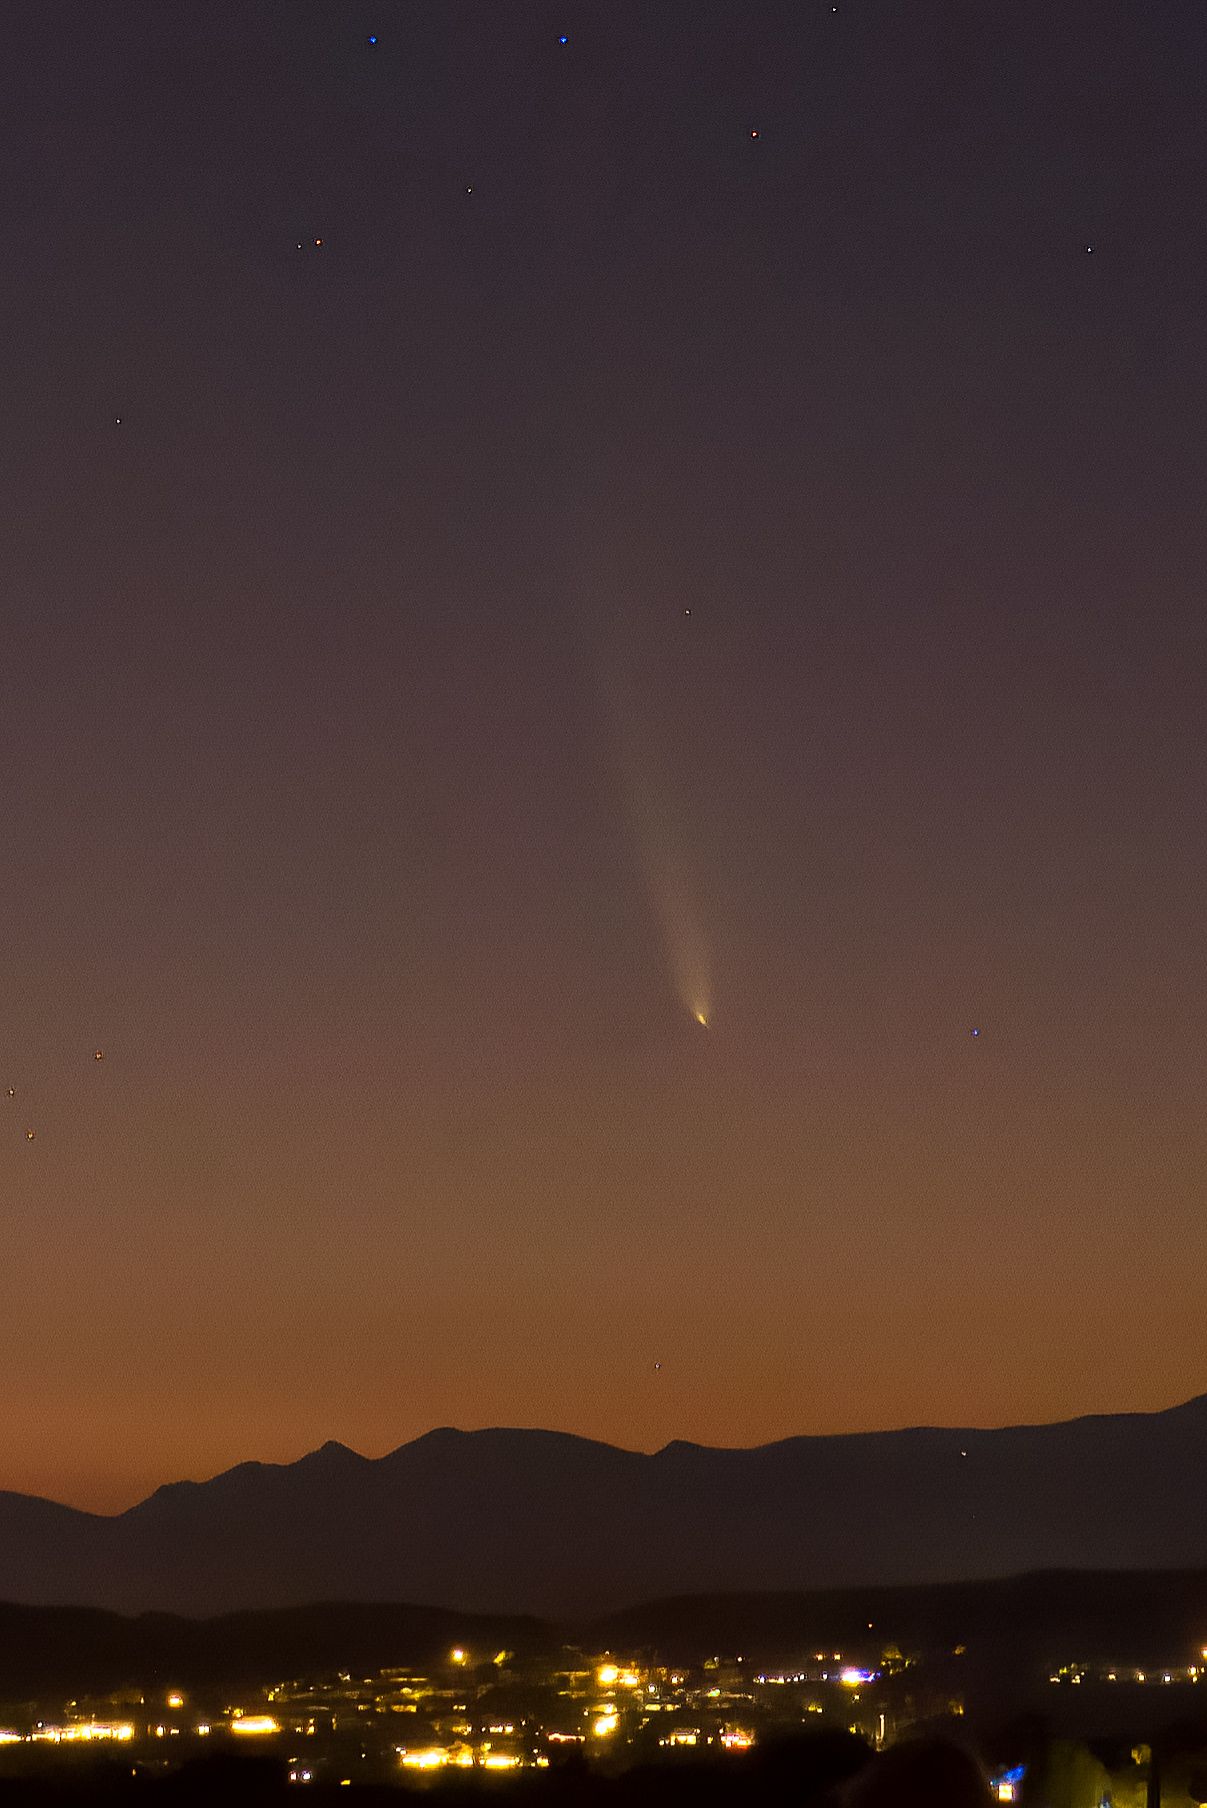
[558,34,568,44]
[970,1027,981,1038]
[368,33,378,46]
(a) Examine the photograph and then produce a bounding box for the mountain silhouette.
[4,1398,1207,1617]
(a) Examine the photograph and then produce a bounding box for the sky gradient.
[4,0,1207,1513]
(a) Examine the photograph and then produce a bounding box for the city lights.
[29,1723,134,1744]
[3,1617,1202,1793]
[0,1633,1002,1779]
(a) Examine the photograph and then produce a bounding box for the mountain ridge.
[5,1395,1207,1617]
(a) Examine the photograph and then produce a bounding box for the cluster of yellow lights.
[402,1749,453,1770]
[400,1747,535,1772]
[229,1716,280,1737]
[592,1712,619,1738]
[30,1724,134,1745]
[596,1663,641,1689]
[166,1693,184,1710]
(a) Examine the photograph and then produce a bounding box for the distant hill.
[591,1567,1207,1669]
[5,1569,1207,1701]
[4,1400,1207,1617]
[0,1599,551,1698]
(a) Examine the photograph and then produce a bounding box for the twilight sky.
[4,0,1207,1513]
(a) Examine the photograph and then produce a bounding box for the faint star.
[25,1128,34,1141]
[94,1049,104,1062]
[750,129,760,139]
[558,34,568,44]
[368,34,377,45]
[970,1027,980,1037]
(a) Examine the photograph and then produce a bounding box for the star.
[25,1128,34,1141]
[367,34,378,46]
[750,129,760,139]
[970,1027,981,1038]
[93,1049,104,1062]
[558,34,568,45]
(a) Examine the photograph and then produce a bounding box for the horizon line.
[6,1389,1203,1521]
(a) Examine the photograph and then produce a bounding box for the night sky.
[5,0,1207,1512]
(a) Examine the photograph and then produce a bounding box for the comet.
[585,587,713,1030]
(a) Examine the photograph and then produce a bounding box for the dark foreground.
[0,1735,962,1805]
[2,1726,1204,1808]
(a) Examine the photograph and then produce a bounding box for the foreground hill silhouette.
[4,1399,1207,1616]
[5,1569,1207,1697]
